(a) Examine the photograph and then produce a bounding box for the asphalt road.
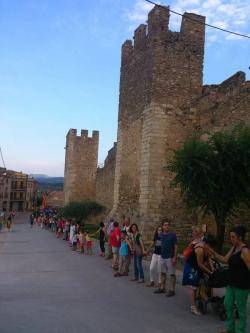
[0,213,243,333]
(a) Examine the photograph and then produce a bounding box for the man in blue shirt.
[154,221,178,297]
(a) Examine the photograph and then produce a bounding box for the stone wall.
[64,5,250,242]
[64,129,99,205]
[112,6,205,227]
[96,143,117,211]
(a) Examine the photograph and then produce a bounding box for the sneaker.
[114,272,121,277]
[137,279,145,283]
[166,291,176,297]
[154,288,166,294]
[190,306,202,316]
[146,281,155,287]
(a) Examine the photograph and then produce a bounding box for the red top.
[110,227,121,247]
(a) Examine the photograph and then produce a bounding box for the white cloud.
[207,34,218,42]
[125,0,155,24]
[212,20,228,29]
[125,0,250,43]
[202,0,221,9]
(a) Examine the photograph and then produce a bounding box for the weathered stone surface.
[96,143,117,211]
[64,129,99,204]
[64,5,250,241]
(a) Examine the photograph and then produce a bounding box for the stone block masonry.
[96,143,117,211]
[64,129,99,205]
[111,5,205,227]
[64,5,250,241]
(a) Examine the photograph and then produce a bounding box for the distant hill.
[30,174,50,179]
[32,175,64,191]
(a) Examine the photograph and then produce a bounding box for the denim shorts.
[112,246,119,254]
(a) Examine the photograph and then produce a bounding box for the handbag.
[183,245,194,261]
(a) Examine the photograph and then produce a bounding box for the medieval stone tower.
[64,129,99,205]
[63,5,250,239]
[112,5,205,236]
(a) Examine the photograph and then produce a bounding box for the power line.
[144,0,250,40]
[0,147,6,169]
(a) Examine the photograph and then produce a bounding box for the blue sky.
[0,0,249,176]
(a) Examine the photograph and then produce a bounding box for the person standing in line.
[130,223,146,283]
[122,217,131,233]
[114,230,132,277]
[69,222,76,247]
[72,230,78,251]
[30,213,34,228]
[110,221,121,269]
[146,226,162,287]
[63,220,70,241]
[121,217,132,272]
[182,228,214,315]
[154,221,178,297]
[85,231,93,255]
[6,214,12,231]
[99,222,106,257]
[78,228,85,254]
[105,218,114,260]
[210,226,250,333]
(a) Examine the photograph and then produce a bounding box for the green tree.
[167,125,250,250]
[63,201,105,224]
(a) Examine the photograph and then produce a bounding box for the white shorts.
[160,258,176,275]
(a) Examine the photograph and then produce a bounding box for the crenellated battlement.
[119,5,205,126]
[67,128,99,143]
[121,6,205,59]
[147,5,170,40]
[134,24,147,51]
[64,128,99,204]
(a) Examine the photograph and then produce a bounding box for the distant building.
[0,167,37,212]
[47,191,64,208]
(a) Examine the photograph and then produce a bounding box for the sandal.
[190,306,202,316]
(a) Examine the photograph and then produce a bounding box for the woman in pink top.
[110,221,121,270]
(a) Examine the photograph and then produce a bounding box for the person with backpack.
[130,223,146,283]
[182,226,204,315]
[210,226,250,333]
[183,229,216,315]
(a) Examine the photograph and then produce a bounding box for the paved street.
[0,214,239,333]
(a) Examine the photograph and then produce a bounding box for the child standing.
[78,229,85,253]
[72,231,77,251]
[85,231,93,255]
[114,231,132,277]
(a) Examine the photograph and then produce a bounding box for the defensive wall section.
[64,5,250,241]
[64,129,99,205]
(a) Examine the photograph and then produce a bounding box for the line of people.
[31,210,250,333]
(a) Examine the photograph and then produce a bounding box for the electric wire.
[0,147,6,169]
[144,0,250,39]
